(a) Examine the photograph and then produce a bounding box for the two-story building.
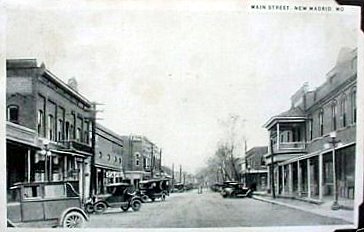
[94,124,124,194]
[6,59,95,202]
[263,47,357,207]
[121,135,161,187]
[241,146,268,191]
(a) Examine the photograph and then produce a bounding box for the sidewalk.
[252,194,354,223]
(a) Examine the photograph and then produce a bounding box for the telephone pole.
[179,165,182,183]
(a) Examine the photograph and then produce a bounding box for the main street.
[86,189,348,228]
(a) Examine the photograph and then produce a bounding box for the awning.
[95,163,122,172]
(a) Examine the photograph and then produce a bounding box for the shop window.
[7,105,19,123]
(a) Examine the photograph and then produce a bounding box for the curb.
[252,196,353,223]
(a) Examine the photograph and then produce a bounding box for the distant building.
[6,59,94,202]
[263,48,357,206]
[241,146,268,191]
[121,135,161,187]
[95,124,124,194]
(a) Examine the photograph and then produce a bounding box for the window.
[99,152,103,158]
[331,101,337,131]
[65,121,70,140]
[340,95,347,128]
[84,121,89,144]
[37,110,44,135]
[47,114,55,140]
[351,88,356,124]
[57,119,64,141]
[76,127,81,142]
[107,154,111,161]
[319,109,324,136]
[23,186,41,199]
[44,184,66,198]
[308,118,313,141]
[135,153,140,166]
[114,156,117,163]
[7,105,19,123]
[119,158,122,164]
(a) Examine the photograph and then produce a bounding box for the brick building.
[263,48,357,206]
[241,146,268,191]
[94,124,124,194]
[121,135,161,187]
[6,59,94,202]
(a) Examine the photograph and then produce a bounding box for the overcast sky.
[5,1,359,173]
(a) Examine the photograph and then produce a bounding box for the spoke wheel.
[63,211,85,228]
[94,202,107,214]
[161,193,166,201]
[131,200,141,211]
[85,203,94,214]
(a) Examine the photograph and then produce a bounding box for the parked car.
[210,183,224,192]
[172,183,185,193]
[86,183,142,214]
[138,178,170,202]
[7,181,89,228]
[220,182,253,198]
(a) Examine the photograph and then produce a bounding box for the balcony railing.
[59,140,92,153]
[273,141,306,153]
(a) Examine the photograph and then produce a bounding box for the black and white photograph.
[2,0,363,231]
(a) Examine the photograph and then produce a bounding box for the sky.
[5,0,359,173]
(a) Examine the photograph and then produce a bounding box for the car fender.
[59,207,89,227]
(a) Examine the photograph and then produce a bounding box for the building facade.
[94,124,124,194]
[121,135,161,187]
[6,59,95,202]
[241,146,268,191]
[263,48,357,206]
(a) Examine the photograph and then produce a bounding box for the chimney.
[67,77,78,92]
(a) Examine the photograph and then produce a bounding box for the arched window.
[7,105,19,123]
[351,88,356,124]
[107,154,111,161]
[331,101,337,131]
[319,109,324,136]
[340,95,347,128]
[99,152,102,158]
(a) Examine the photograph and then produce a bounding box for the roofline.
[263,116,307,129]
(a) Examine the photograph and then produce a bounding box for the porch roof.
[263,107,306,129]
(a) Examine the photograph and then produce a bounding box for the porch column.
[275,166,279,196]
[307,159,311,198]
[297,160,302,197]
[281,165,285,195]
[289,163,293,194]
[319,153,323,201]
[26,149,31,182]
[277,123,280,151]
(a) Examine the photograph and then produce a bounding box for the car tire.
[94,202,107,214]
[141,195,149,202]
[121,206,129,212]
[151,198,155,202]
[131,200,142,211]
[62,211,86,228]
[161,193,166,201]
[85,203,94,214]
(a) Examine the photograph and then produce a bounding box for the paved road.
[86,189,348,228]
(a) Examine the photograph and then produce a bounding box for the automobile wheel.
[161,193,166,201]
[85,203,94,214]
[62,211,86,228]
[131,200,142,211]
[141,195,149,202]
[121,206,129,212]
[151,198,155,202]
[94,202,107,214]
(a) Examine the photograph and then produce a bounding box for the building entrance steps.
[252,194,354,223]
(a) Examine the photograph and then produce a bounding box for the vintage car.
[171,183,185,193]
[220,182,253,198]
[210,183,225,192]
[86,183,142,214]
[7,181,89,228]
[138,179,170,202]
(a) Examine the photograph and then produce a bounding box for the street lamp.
[325,131,342,210]
[40,139,52,182]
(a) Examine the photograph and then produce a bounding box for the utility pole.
[159,149,162,177]
[151,143,154,179]
[179,165,182,183]
[172,163,174,185]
